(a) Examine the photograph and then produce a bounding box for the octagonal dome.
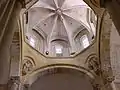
[24,0,97,57]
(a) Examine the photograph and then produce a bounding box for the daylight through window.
[81,35,89,48]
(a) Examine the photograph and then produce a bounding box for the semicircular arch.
[23,64,96,85]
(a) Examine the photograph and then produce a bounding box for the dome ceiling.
[26,0,93,54]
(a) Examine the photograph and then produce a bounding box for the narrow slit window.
[81,35,89,48]
[30,37,35,47]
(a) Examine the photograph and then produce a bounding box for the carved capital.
[8,76,21,90]
[103,76,115,84]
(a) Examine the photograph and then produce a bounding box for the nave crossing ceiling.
[27,0,91,40]
[24,0,96,56]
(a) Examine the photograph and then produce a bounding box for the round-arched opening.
[23,64,96,90]
[50,39,70,57]
[31,72,93,90]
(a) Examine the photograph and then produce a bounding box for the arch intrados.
[23,64,95,85]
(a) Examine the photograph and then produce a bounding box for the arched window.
[55,44,63,57]
[74,29,90,52]
[26,31,45,54]
[81,35,89,48]
[50,40,70,57]
[55,45,63,54]
[30,37,35,47]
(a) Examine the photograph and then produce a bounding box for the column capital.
[8,76,21,90]
[9,76,20,84]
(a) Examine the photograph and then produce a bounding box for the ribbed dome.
[30,0,90,37]
[26,0,95,56]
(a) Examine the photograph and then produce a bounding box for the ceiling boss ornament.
[55,8,62,16]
